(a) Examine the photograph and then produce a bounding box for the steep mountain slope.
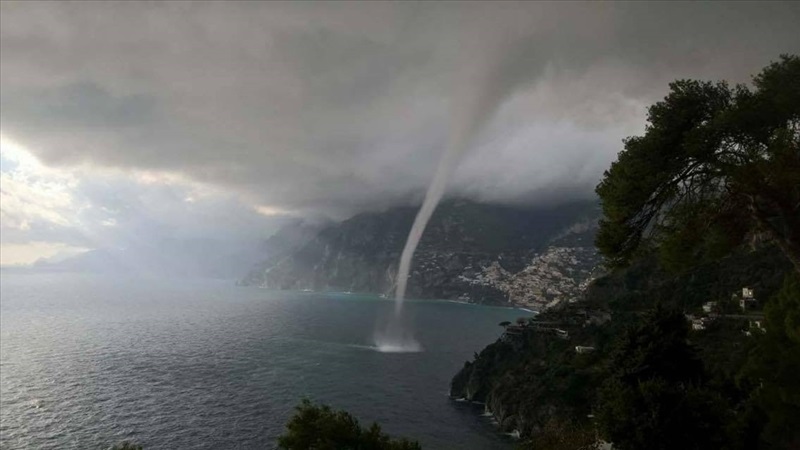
[241,199,602,307]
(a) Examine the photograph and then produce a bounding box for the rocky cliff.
[241,199,601,307]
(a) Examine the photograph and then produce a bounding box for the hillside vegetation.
[451,247,798,449]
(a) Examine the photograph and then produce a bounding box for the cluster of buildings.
[460,246,599,309]
[501,317,571,339]
[736,287,759,311]
[689,287,765,334]
[699,287,759,316]
[689,315,715,331]
[499,307,607,355]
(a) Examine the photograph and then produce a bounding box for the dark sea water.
[0,273,523,449]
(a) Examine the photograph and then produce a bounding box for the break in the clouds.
[1,2,799,264]
[0,135,288,265]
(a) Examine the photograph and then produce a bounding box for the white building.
[692,319,706,331]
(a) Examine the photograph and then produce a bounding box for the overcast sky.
[1,2,799,265]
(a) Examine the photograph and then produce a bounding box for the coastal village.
[458,245,601,309]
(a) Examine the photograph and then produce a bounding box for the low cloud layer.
[2,2,799,263]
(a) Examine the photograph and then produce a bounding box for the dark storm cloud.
[2,2,799,218]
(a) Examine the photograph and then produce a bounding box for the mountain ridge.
[241,199,602,307]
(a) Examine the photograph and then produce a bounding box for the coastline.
[246,284,539,313]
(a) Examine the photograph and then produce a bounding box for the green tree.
[740,274,800,448]
[595,307,730,450]
[278,399,421,450]
[596,55,800,274]
[522,417,598,450]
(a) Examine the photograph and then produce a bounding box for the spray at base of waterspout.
[373,313,423,353]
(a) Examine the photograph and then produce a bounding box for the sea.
[0,273,524,449]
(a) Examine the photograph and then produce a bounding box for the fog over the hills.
[1,2,799,266]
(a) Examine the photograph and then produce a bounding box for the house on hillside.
[737,287,758,312]
[575,346,595,354]
[501,324,528,343]
[689,314,716,331]
[743,320,767,337]
[504,325,526,334]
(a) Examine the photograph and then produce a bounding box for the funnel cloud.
[395,35,542,308]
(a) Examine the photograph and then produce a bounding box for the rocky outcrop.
[241,199,601,306]
[449,315,593,437]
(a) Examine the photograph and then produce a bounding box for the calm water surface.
[0,273,521,449]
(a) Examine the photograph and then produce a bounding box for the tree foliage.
[596,55,800,274]
[740,274,800,448]
[278,399,421,450]
[595,307,731,450]
[523,417,598,450]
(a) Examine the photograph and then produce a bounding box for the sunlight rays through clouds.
[0,133,285,267]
